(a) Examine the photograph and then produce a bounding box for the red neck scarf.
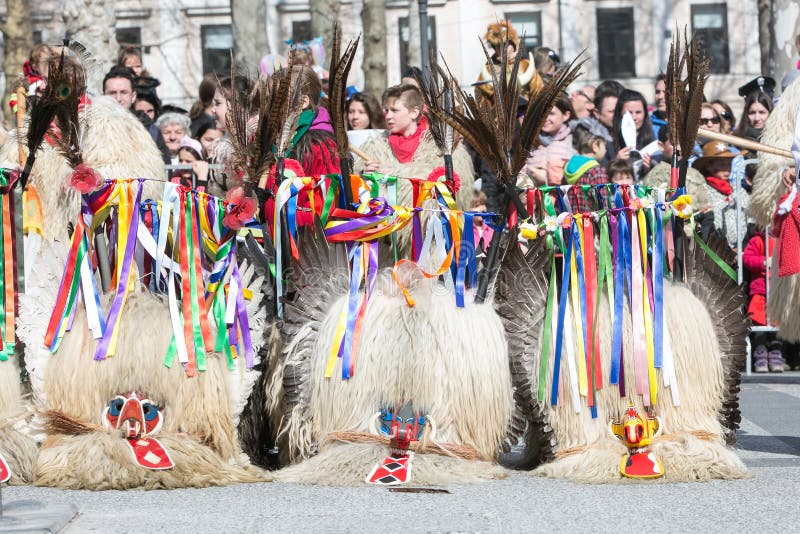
[388,116,428,163]
[706,175,732,196]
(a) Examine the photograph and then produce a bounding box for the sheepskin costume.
[499,235,750,483]
[353,133,474,257]
[17,242,269,490]
[12,97,268,489]
[0,348,37,485]
[750,78,800,340]
[260,232,512,485]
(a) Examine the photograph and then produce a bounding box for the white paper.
[621,111,637,149]
[639,140,661,157]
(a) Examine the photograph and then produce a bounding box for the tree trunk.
[361,0,387,95]
[757,0,773,75]
[310,0,337,68]
[771,0,800,88]
[406,0,421,70]
[1,0,33,122]
[232,0,269,71]
[63,0,118,93]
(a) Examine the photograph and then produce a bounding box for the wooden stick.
[698,128,793,160]
[349,144,372,161]
[15,87,27,167]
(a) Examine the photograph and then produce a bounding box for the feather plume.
[26,43,87,169]
[416,59,461,157]
[666,28,709,162]
[251,55,304,177]
[328,22,360,163]
[426,41,583,186]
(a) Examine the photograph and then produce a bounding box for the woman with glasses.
[711,100,736,135]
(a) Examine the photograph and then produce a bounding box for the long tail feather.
[328,23,360,163]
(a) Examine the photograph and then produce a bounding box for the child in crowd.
[564,118,609,212]
[692,141,749,249]
[742,228,788,372]
[608,158,634,185]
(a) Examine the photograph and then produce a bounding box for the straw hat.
[692,141,745,175]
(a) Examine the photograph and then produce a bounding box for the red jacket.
[742,232,774,296]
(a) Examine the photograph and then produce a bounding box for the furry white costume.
[259,231,511,485]
[497,237,750,482]
[749,78,800,340]
[12,94,268,489]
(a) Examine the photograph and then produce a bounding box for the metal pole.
[557,0,564,61]
[419,0,430,73]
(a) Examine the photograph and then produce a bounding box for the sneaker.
[754,346,769,373]
[768,350,785,373]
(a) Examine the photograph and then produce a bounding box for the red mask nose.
[117,397,146,439]
[626,423,644,444]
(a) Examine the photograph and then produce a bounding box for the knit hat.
[569,116,612,143]
[179,136,203,159]
[692,141,745,176]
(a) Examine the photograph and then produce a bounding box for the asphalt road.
[3,374,800,534]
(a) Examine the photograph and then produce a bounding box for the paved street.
[3,374,800,533]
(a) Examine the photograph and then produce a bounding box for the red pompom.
[68,164,104,194]
[226,186,245,205]
[267,158,304,187]
[427,166,460,195]
[223,192,257,230]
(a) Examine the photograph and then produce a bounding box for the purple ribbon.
[93,180,143,360]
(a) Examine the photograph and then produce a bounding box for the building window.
[33,30,43,45]
[504,12,541,54]
[398,16,437,74]
[596,8,636,79]
[116,27,141,50]
[292,20,312,43]
[201,25,233,75]
[692,3,729,74]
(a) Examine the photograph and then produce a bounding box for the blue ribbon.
[455,213,477,308]
[551,226,572,407]
[287,183,299,240]
[340,244,362,379]
[653,207,664,368]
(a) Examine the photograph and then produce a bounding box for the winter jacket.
[524,125,575,185]
[742,232,774,296]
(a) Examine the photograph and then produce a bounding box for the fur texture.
[18,286,268,489]
[0,349,37,484]
[352,133,475,256]
[36,432,264,490]
[750,77,800,227]
[268,267,513,485]
[275,442,508,486]
[750,78,800,340]
[13,97,266,488]
[531,284,748,482]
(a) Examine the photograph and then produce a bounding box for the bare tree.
[310,0,337,67]
[406,0,421,69]
[232,0,269,71]
[63,0,119,92]
[361,0,387,94]
[757,0,772,75]
[1,0,33,120]
[770,0,800,84]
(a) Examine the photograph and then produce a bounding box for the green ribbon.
[538,235,557,401]
[186,195,207,371]
[320,174,340,226]
[691,215,737,281]
[0,193,6,361]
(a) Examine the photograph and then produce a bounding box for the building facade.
[0,0,774,113]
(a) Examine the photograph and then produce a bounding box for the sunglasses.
[700,117,721,125]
